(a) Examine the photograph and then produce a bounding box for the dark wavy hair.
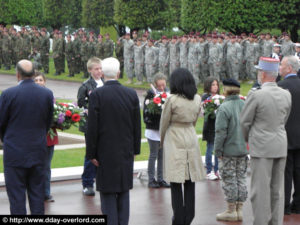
[203,77,220,94]
[170,68,197,100]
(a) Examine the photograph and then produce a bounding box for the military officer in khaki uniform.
[240,57,292,225]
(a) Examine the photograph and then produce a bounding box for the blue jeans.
[45,145,54,198]
[82,155,96,188]
[205,142,218,174]
[147,139,163,183]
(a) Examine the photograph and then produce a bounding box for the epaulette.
[251,86,261,91]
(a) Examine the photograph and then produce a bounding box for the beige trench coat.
[160,94,205,183]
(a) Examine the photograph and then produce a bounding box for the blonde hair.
[223,85,240,96]
[87,57,102,70]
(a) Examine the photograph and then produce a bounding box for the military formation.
[1,25,299,83]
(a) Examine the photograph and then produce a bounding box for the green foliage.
[0,0,43,26]
[82,0,114,29]
[114,0,168,30]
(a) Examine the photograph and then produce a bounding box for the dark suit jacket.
[86,80,141,193]
[0,79,54,168]
[278,75,300,150]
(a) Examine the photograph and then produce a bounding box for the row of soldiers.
[122,31,298,85]
[1,25,299,83]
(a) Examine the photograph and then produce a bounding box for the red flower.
[71,114,81,122]
[59,103,69,107]
[65,110,72,117]
[153,97,161,104]
[161,92,167,98]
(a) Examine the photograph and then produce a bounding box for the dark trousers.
[82,134,96,188]
[45,145,54,198]
[100,191,130,225]
[170,180,195,225]
[285,149,300,210]
[4,165,45,215]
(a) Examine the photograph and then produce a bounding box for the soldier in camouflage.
[10,28,18,67]
[145,39,159,83]
[52,32,63,75]
[198,35,209,81]
[95,34,104,59]
[15,32,24,63]
[2,29,12,70]
[179,35,189,69]
[281,34,295,57]
[40,28,50,74]
[73,32,82,74]
[188,36,200,85]
[133,38,146,84]
[208,35,223,80]
[115,39,124,78]
[169,36,180,77]
[226,36,242,80]
[80,35,89,78]
[65,34,75,77]
[156,35,169,79]
[103,33,114,58]
[122,33,134,84]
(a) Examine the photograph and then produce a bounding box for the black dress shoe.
[148,180,160,188]
[44,195,55,202]
[158,180,170,188]
[291,208,300,214]
[285,207,291,215]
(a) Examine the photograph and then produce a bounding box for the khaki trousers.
[250,157,286,225]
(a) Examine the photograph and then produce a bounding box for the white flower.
[214,99,220,106]
[158,103,162,107]
[155,94,160,98]
[145,99,150,105]
[212,94,220,100]
[162,98,165,102]
[220,95,226,99]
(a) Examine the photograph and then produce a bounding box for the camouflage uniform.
[15,35,24,63]
[188,42,200,85]
[244,41,259,80]
[145,45,159,83]
[169,41,180,76]
[60,36,66,73]
[262,39,274,57]
[133,44,145,82]
[2,33,12,69]
[115,41,124,78]
[198,41,209,80]
[122,39,135,79]
[22,33,31,59]
[219,156,248,203]
[40,35,50,73]
[179,41,189,69]
[65,40,75,76]
[208,42,223,80]
[156,42,169,78]
[10,34,18,66]
[52,36,63,74]
[80,40,89,78]
[226,42,242,80]
[73,36,81,74]
[87,40,95,60]
[281,39,295,56]
[95,40,104,59]
[0,35,2,68]
[103,39,114,58]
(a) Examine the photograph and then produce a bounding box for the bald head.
[16,60,34,78]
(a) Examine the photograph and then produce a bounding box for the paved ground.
[0,177,299,225]
[0,73,147,103]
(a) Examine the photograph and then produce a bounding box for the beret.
[223,78,240,88]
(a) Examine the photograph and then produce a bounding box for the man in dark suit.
[0,60,54,215]
[278,55,300,215]
[86,57,141,225]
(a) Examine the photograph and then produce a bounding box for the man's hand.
[91,159,99,167]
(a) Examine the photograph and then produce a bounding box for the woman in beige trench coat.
[160,68,205,225]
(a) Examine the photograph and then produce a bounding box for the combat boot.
[216,202,238,221]
[236,202,243,221]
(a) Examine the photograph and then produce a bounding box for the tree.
[114,0,168,30]
[273,0,300,42]
[64,0,82,29]
[43,0,66,29]
[181,0,220,33]
[0,0,43,26]
[82,0,114,30]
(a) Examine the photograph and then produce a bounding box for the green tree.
[0,0,43,26]
[82,0,114,30]
[114,0,168,30]
[43,0,65,29]
[64,0,82,29]
[181,0,220,33]
[274,0,300,41]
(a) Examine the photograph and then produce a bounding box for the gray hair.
[284,55,300,73]
[263,70,278,78]
[102,57,120,78]
[153,73,167,85]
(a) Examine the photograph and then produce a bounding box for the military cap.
[252,34,257,38]
[206,34,212,38]
[295,43,300,47]
[218,35,224,39]
[196,32,200,36]
[89,31,94,34]
[273,43,281,47]
[98,34,103,38]
[255,57,280,72]
[132,30,137,34]
[183,35,188,38]
[149,39,155,43]
[172,35,177,40]
[222,78,240,88]
[241,32,246,36]
[105,33,110,36]
[212,35,218,39]
[142,33,148,38]
[161,35,167,40]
